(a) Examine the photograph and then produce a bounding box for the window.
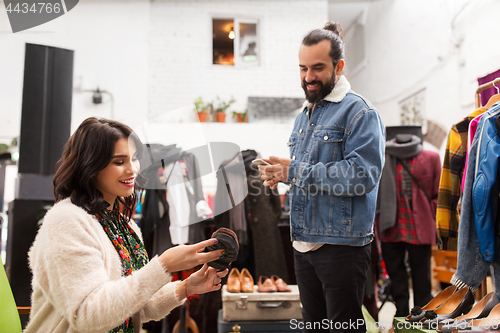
[212,18,259,66]
[399,88,427,134]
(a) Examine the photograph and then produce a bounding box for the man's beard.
[302,73,336,104]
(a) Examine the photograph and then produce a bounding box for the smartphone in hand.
[252,159,271,166]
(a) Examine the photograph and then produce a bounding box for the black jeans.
[381,242,432,317]
[294,243,371,333]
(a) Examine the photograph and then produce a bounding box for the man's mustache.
[303,80,322,86]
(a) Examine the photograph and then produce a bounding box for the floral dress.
[93,204,149,333]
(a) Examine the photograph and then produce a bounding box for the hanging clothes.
[436,107,486,250]
[140,189,173,258]
[244,150,288,282]
[461,112,486,192]
[451,102,500,292]
[214,152,248,246]
[139,144,181,256]
[378,136,441,245]
[165,162,191,245]
[471,103,500,262]
[214,149,288,281]
[182,152,213,245]
[378,135,422,234]
[139,145,210,253]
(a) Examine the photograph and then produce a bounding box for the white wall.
[0,0,151,140]
[340,0,500,142]
[147,0,326,120]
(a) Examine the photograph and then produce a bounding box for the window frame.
[211,15,260,67]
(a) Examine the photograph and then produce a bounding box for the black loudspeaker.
[7,199,53,327]
[18,43,73,175]
[6,44,73,328]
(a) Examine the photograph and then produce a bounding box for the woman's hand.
[187,264,229,296]
[159,239,224,273]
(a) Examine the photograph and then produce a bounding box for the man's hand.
[258,156,291,189]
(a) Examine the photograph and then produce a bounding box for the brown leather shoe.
[257,275,277,292]
[240,268,254,293]
[226,268,241,293]
[271,275,292,292]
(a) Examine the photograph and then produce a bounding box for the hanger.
[484,81,500,110]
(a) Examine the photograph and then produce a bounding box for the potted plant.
[214,96,236,123]
[194,97,208,122]
[232,109,248,123]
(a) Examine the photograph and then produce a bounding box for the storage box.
[218,309,302,333]
[221,285,302,321]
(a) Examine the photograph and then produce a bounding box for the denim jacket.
[287,78,385,246]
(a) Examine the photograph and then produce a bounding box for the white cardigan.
[24,198,184,333]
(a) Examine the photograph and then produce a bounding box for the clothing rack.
[475,77,500,108]
[435,80,498,300]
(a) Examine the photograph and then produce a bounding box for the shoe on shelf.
[271,275,292,292]
[451,302,500,332]
[419,287,475,329]
[240,268,254,293]
[406,285,457,322]
[437,292,500,333]
[226,268,241,293]
[258,275,277,292]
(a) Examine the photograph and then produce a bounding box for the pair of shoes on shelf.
[437,293,500,332]
[418,287,475,329]
[226,268,254,293]
[257,275,292,292]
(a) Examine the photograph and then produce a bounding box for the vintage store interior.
[2,0,500,332]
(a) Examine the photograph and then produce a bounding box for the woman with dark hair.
[24,117,227,333]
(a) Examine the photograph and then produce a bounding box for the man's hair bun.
[302,21,345,66]
[323,22,343,40]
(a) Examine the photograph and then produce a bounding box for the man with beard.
[259,22,385,333]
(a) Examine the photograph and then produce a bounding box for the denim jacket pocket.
[312,129,344,162]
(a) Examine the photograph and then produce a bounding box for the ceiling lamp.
[228,27,235,39]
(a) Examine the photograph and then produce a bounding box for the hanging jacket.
[472,102,500,261]
[378,150,441,245]
[436,108,486,250]
[410,150,441,244]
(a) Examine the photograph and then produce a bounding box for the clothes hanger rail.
[475,77,500,108]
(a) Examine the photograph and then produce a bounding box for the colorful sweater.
[436,108,486,250]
